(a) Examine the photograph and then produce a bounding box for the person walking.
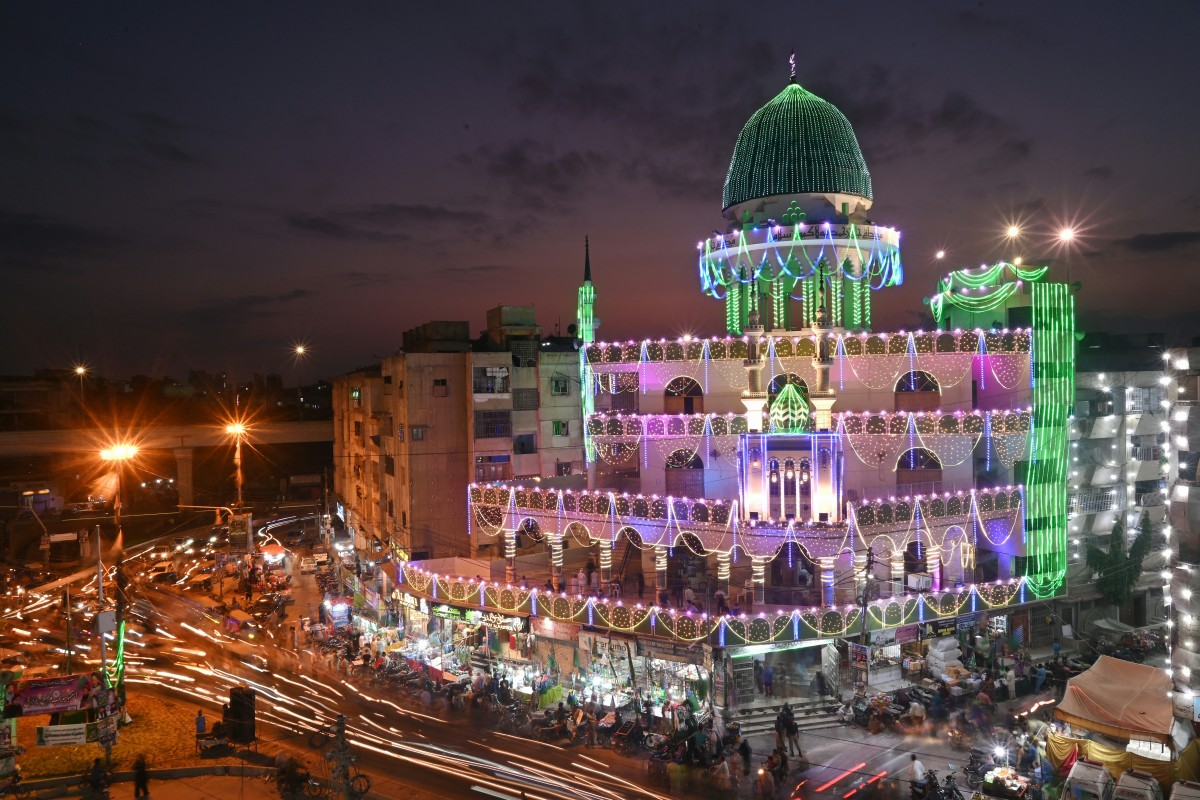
[774,712,787,755]
[756,763,776,798]
[133,754,149,798]
[194,709,206,735]
[786,714,803,758]
[1033,664,1047,694]
[738,735,753,777]
[763,664,775,697]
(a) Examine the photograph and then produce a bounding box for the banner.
[3,672,106,718]
[36,724,90,747]
[0,718,16,755]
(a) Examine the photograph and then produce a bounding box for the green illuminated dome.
[722,80,873,215]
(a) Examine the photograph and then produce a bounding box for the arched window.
[664,377,704,414]
[897,448,942,470]
[894,370,940,412]
[665,448,704,497]
[895,370,940,393]
[896,448,942,488]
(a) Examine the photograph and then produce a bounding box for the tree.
[1085,515,1152,609]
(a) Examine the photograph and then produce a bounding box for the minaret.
[576,236,598,344]
[577,237,599,462]
[809,281,837,431]
[741,305,767,432]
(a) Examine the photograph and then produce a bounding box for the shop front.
[851,623,925,691]
[723,639,837,712]
[637,639,714,732]
[578,631,637,711]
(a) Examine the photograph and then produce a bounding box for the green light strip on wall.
[1024,282,1072,597]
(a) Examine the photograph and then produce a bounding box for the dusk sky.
[3,2,1198,382]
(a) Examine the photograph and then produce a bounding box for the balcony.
[1130,445,1163,462]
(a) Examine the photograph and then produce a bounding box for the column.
[599,542,613,588]
[751,558,766,606]
[173,447,195,509]
[716,551,731,596]
[927,548,942,592]
[819,556,836,607]
[550,534,564,592]
[891,551,906,598]
[504,529,517,584]
[654,546,668,605]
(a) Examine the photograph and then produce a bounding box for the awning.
[1055,655,1175,746]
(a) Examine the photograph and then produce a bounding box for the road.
[4,521,1000,800]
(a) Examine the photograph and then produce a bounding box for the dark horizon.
[3,1,1199,382]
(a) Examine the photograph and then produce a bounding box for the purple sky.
[3,2,1198,382]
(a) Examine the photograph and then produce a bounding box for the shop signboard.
[430,604,466,621]
[535,617,579,642]
[870,628,897,647]
[637,639,701,664]
[924,618,957,638]
[3,672,106,717]
[896,624,920,644]
[229,512,252,549]
[479,612,526,632]
[364,588,379,611]
[849,643,868,667]
[394,591,417,609]
[957,612,986,632]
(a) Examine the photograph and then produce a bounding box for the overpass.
[0,420,333,506]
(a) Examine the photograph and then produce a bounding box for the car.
[145,561,178,584]
[299,556,317,574]
[248,594,287,622]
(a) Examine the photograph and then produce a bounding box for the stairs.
[731,694,843,736]
[613,536,640,586]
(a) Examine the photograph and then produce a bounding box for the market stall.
[982,766,1030,798]
[1055,655,1175,748]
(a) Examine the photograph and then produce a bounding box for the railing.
[1131,446,1163,462]
[848,480,977,504]
[1068,486,1126,515]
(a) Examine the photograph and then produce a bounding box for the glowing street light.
[225,421,248,508]
[1058,227,1075,243]
[1006,225,1021,239]
[935,250,946,260]
[294,344,306,357]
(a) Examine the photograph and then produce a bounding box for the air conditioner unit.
[907,573,933,591]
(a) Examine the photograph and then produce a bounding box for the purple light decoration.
[531,590,538,616]
[719,618,726,647]
[650,611,656,633]
[919,596,925,622]
[971,586,977,612]
[432,578,437,600]
[985,411,992,472]
[792,611,799,640]
[588,599,594,626]
[467,494,473,539]
[479,582,485,607]
[977,336,987,391]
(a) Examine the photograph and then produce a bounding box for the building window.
[550,377,570,396]
[513,433,537,454]
[475,455,512,481]
[472,367,509,394]
[552,420,569,437]
[432,378,448,397]
[555,461,573,476]
[474,411,512,439]
[410,425,426,441]
[511,340,537,367]
[513,388,539,410]
[384,455,395,476]
[353,421,362,437]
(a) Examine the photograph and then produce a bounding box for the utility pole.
[95,524,112,768]
[858,549,875,647]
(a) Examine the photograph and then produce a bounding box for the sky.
[2,2,1199,382]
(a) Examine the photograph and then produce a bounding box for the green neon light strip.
[1024,282,1072,596]
[943,263,1049,290]
[931,282,1021,323]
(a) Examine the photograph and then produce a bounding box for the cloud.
[442,264,517,279]
[458,139,609,211]
[187,288,312,323]
[1084,165,1113,180]
[286,202,486,242]
[942,9,1049,47]
[1113,231,1200,253]
[0,209,124,269]
[342,270,396,288]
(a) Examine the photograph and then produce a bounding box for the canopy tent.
[1055,655,1175,746]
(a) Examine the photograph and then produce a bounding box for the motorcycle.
[963,748,991,789]
[940,768,966,800]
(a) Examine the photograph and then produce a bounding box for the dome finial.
[788,49,797,82]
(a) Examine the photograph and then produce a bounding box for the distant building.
[332,305,586,561]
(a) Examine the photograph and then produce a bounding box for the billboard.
[3,672,107,718]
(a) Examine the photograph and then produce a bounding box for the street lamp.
[292,343,310,421]
[1005,225,1021,239]
[225,422,247,508]
[97,442,136,765]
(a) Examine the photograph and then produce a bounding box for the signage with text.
[3,672,107,718]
